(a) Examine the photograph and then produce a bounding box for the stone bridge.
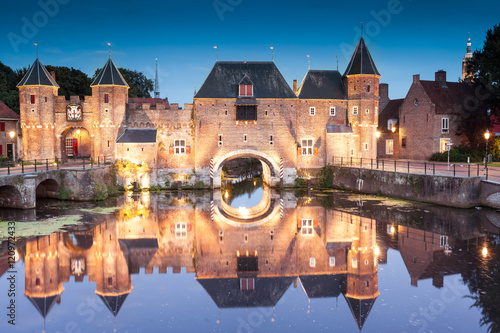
[0,166,113,209]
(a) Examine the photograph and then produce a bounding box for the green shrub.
[317,165,334,188]
[294,177,307,188]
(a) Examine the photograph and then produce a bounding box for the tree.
[45,65,92,99]
[0,61,20,113]
[93,67,153,98]
[468,23,500,113]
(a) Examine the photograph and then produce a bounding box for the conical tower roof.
[17,58,59,88]
[344,37,380,76]
[98,293,129,317]
[26,295,59,318]
[344,295,377,331]
[91,58,129,87]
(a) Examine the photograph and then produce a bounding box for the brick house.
[0,100,20,160]
[378,70,476,160]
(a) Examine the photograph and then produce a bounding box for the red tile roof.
[419,81,472,114]
[0,101,20,119]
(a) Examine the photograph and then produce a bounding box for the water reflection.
[1,192,499,332]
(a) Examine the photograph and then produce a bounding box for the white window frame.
[440,235,448,247]
[301,219,313,235]
[352,106,358,115]
[301,139,313,155]
[239,85,253,97]
[388,119,397,131]
[329,256,336,267]
[240,278,255,291]
[309,257,316,267]
[309,107,315,116]
[352,258,358,268]
[174,139,186,154]
[386,139,394,155]
[175,222,187,239]
[441,117,449,133]
[330,107,336,116]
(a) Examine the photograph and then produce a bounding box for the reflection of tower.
[93,220,132,325]
[344,215,379,331]
[24,234,64,328]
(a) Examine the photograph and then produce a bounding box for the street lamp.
[485,129,490,172]
[9,131,15,162]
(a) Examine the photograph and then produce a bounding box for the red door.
[73,138,78,156]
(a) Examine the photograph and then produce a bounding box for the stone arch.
[36,179,59,198]
[64,232,94,251]
[213,150,279,188]
[0,185,24,208]
[60,126,91,158]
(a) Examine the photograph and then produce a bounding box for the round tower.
[17,57,59,161]
[91,56,129,162]
[343,36,381,160]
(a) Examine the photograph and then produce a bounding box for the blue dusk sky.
[0,0,499,105]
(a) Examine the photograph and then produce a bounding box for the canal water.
[0,180,499,333]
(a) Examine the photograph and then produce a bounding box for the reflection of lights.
[390,226,395,234]
[374,246,380,256]
[238,207,249,218]
[225,191,229,200]
[254,180,257,186]
[14,249,19,262]
[482,247,488,257]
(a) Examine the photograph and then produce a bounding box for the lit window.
[301,139,313,155]
[388,119,397,131]
[330,107,335,116]
[386,139,394,155]
[352,106,358,115]
[239,84,253,97]
[174,139,186,154]
[309,107,315,116]
[175,222,187,239]
[240,278,255,291]
[309,257,316,267]
[301,219,313,235]
[440,138,450,153]
[442,118,449,133]
[329,256,336,267]
[352,258,358,268]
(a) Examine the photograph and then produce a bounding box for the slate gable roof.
[0,101,20,119]
[194,61,296,99]
[27,295,59,318]
[344,37,380,76]
[116,129,157,143]
[91,58,129,87]
[98,294,129,317]
[299,274,346,298]
[17,58,59,88]
[419,80,472,114]
[378,99,403,130]
[297,70,346,99]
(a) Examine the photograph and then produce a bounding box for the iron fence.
[331,156,489,180]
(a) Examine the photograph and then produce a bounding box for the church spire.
[154,58,160,98]
[462,36,473,81]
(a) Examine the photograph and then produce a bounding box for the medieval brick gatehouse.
[18,37,380,187]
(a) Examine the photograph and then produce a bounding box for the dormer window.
[239,84,253,97]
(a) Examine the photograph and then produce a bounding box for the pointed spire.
[17,57,59,88]
[465,35,472,59]
[34,43,38,58]
[154,58,160,98]
[91,57,129,87]
[108,42,111,58]
[344,37,380,76]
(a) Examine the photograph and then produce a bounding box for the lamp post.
[9,131,15,162]
[375,131,380,169]
[485,129,490,173]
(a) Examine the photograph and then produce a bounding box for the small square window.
[309,107,315,116]
[301,139,313,155]
[174,139,186,154]
[239,84,253,97]
[330,107,335,116]
[175,222,187,239]
[352,106,358,115]
[301,219,314,235]
[442,118,449,133]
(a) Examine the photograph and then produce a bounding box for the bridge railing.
[331,156,489,180]
[0,156,112,176]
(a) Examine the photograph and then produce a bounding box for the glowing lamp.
[9,131,15,139]
[485,130,490,140]
[375,131,380,139]
[482,247,488,257]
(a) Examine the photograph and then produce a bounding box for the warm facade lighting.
[9,131,15,139]
[390,225,395,234]
[391,127,396,133]
[375,131,380,139]
[374,246,380,256]
[482,247,488,257]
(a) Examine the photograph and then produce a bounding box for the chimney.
[413,74,420,84]
[293,79,297,94]
[50,71,56,81]
[435,70,447,85]
[379,83,389,110]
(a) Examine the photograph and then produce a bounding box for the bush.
[317,165,334,188]
[428,147,482,163]
[294,177,307,188]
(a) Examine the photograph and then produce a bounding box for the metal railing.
[0,156,112,176]
[331,156,489,180]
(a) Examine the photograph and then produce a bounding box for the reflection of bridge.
[4,192,493,332]
[0,166,112,208]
